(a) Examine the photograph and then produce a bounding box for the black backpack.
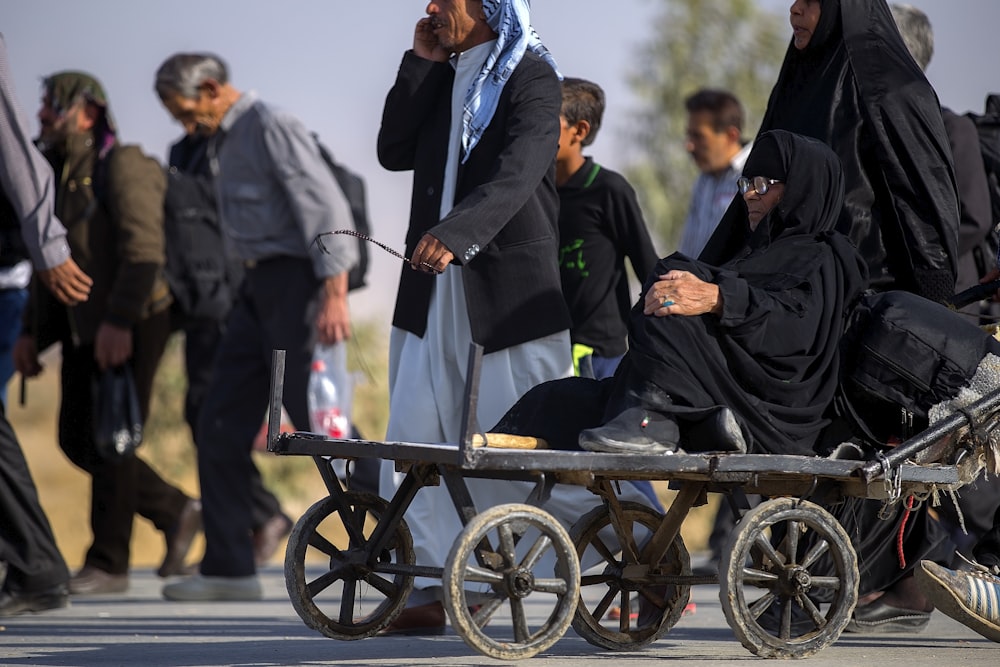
[966,94,1000,274]
[313,135,371,292]
[163,135,243,322]
[836,290,1000,445]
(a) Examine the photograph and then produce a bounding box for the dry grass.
[8,321,713,573]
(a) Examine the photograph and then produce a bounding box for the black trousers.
[197,257,318,578]
[831,497,953,597]
[182,316,282,530]
[934,471,1000,559]
[58,308,189,574]
[0,407,69,592]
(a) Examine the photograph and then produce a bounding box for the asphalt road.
[1,563,997,667]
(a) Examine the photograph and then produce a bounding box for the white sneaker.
[162,574,262,601]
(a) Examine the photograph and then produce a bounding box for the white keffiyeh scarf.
[460,0,560,163]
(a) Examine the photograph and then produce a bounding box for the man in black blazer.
[378,2,570,353]
[373,0,652,635]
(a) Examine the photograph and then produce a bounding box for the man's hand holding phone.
[414,17,450,62]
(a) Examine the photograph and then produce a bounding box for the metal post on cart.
[859,388,1000,483]
[266,349,286,453]
[458,342,484,466]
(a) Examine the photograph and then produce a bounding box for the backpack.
[312,135,371,292]
[835,290,1000,446]
[163,136,243,322]
[966,94,1000,274]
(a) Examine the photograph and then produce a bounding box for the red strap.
[896,495,916,569]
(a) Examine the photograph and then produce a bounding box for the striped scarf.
[460,0,560,163]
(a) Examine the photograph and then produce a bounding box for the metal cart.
[266,344,1000,660]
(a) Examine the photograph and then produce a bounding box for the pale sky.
[5,0,999,322]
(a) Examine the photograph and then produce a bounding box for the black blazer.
[378,50,571,354]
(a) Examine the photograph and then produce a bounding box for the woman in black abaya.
[494,130,867,458]
[579,130,867,456]
[695,0,960,628]
[701,0,959,305]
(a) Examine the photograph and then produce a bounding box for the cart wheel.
[719,497,858,659]
[284,492,414,640]
[569,501,690,650]
[443,503,580,661]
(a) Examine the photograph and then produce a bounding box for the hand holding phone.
[413,17,450,62]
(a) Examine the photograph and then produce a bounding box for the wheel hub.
[505,568,535,599]
[776,565,811,596]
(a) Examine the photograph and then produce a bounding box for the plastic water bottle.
[307,343,353,440]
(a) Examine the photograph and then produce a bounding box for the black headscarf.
[624,130,868,454]
[701,0,959,304]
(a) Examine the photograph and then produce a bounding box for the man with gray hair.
[154,52,357,601]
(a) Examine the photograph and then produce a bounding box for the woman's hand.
[643,269,723,317]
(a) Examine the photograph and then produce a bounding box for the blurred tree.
[625,0,787,250]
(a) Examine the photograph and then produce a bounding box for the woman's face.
[743,180,785,231]
[789,0,822,50]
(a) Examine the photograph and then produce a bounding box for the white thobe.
[380,42,650,592]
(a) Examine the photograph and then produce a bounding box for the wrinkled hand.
[413,17,449,62]
[410,233,453,274]
[643,269,723,317]
[37,258,93,306]
[316,275,352,345]
[13,335,42,377]
[94,322,133,371]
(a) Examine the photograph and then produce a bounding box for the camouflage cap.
[43,70,116,133]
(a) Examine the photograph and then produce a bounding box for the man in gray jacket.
[155,52,357,601]
[0,32,89,617]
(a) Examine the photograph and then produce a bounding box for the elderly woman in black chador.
[494,130,867,457]
[580,130,866,456]
[701,0,959,305]
[689,0,962,629]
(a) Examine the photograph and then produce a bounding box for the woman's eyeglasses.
[737,176,782,196]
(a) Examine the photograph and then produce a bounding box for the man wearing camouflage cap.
[13,71,202,595]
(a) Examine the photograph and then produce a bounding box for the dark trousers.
[197,258,318,577]
[58,308,189,574]
[182,317,282,530]
[974,503,1000,569]
[934,471,1000,560]
[831,497,953,597]
[0,407,69,592]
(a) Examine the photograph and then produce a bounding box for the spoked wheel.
[569,502,691,650]
[284,492,414,639]
[719,497,858,658]
[443,503,580,661]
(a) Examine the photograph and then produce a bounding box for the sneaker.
[0,584,69,617]
[915,559,1000,642]
[162,574,262,602]
[69,565,128,595]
